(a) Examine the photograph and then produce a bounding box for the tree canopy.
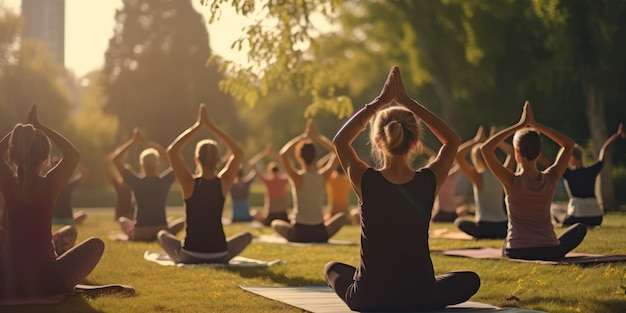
[199,0,626,209]
[103,0,241,145]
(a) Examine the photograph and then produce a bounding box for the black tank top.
[355,168,440,303]
[182,177,227,253]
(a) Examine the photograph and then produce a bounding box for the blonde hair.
[139,148,160,171]
[369,107,422,168]
[195,139,219,169]
[8,123,51,192]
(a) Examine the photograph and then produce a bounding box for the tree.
[103,0,240,145]
[201,0,352,118]
[532,0,626,210]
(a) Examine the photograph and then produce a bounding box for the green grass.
[5,210,626,313]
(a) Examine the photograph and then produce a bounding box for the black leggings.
[324,262,480,311]
[455,219,507,239]
[286,223,329,243]
[504,223,587,261]
[562,215,602,227]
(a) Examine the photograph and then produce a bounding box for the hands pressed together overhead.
[375,66,411,105]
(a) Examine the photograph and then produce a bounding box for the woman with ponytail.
[157,104,251,264]
[325,67,480,311]
[0,105,104,299]
[481,101,587,261]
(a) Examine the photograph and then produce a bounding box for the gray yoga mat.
[432,247,626,265]
[144,250,285,267]
[240,285,547,313]
[254,234,357,246]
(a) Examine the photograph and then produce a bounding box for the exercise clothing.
[562,161,602,198]
[560,162,603,223]
[291,171,324,225]
[0,175,57,297]
[123,169,174,227]
[474,171,507,223]
[505,172,559,249]
[326,168,480,311]
[231,178,254,221]
[182,177,227,254]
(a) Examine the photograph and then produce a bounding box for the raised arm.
[393,67,460,192]
[103,153,122,186]
[481,106,529,193]
[27,106,80,194]
[279,132,307,188]
[598,123,624,161]
[526,107,575,180]
[204,110,243,196]
[306,120,337,179]
[167,105,203,198]
[111,129,138,176]
[68,163,86,185]
[333,68,395,201]
[245,144,271,181]
[456,126,485,188]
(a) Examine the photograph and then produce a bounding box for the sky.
[3,0,252,77]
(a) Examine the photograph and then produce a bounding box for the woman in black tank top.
[157,104,251,264]
[327,66,480,311]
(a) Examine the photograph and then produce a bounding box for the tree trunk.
[581,76,615,211]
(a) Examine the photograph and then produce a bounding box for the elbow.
[231,145,244,160]
[447,133,461,152]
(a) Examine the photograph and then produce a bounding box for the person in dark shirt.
[51,158,87,225]
[326,66,479,311]
[551,123,624,226]
[158,104,251,264]
[111,129,184,241]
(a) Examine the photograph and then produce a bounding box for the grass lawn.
[4,208,626,313]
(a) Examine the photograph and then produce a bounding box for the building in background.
[21,0,65,66]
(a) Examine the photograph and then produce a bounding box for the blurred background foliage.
[0,0,625,208]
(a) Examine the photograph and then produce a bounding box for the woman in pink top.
[250,145,291,226]
[0,106,105,299]
[481,101,587,261]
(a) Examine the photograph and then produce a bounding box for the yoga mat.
[144,250,285,267]
[254,234,357,246]
[108,233,132,241]
[240,285,547,313]
[0,284,135,306]
[432,247,626,265]
[429,229,474,240]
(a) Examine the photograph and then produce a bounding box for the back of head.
[296,140,316,165]
[8,124,51,189]
[369,107,421,166]
[267,161,279,174]
[140,148,160,171]
[513,128,542,161]
[195,139,219,169]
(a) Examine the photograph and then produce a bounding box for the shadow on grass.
[1,295,104,313]
[504,295,626,313]
[224,266,325,286]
